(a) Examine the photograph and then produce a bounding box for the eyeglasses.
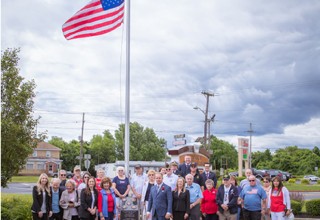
[60,174,66,176]
[249,180,255,182]
[166,168,171,171]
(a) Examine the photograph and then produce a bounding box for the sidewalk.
[295,218,320,220]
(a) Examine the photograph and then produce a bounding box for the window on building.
[37,163,44,170]
[46,151,51,157]
[26,163,34,170]
[32,151,37,157]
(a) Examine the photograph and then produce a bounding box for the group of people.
[31,156,292,220]
[31,166,116,220]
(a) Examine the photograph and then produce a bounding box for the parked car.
[268,169,284,181]
[229,171,239,177]
[252,168,270,180]
[279,170,291,181]
[51,171,73,179]
[303,175,319,181]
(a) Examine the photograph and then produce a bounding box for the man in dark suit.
[147,172,173,220]
[178,155,192,177]
[201,162,217,190]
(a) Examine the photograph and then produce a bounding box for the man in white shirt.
[131,164,148,211]
[163,164,178,191]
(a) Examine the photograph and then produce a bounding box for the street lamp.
[194,106,208,149]
[207,114,215,149]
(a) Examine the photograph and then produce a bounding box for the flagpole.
[124,0,130,176]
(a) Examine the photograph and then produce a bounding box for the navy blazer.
[178,164,191,177]
[201,171,217,189]
[216,184,239,214]
[147,183,173,218]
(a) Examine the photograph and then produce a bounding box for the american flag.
[62,0,124,40]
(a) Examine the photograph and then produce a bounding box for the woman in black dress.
[172,177,190,220]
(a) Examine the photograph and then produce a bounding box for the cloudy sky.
[2,0,320,152]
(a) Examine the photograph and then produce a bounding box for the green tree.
[252,149,273,168]
[272,146,320,175]
[114,122,167,161]
[313,146,320,157]
[89,130,116,166]
[1,48,39,187]
[209,136,238,170]
[48,137,82,171]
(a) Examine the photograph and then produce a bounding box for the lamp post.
[194,106,207,148]
[194,106,216,150]
[207,114,216,149]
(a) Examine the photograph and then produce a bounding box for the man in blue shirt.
[50,178,64,220]
[239,175,267,220]
[185,174,203,220]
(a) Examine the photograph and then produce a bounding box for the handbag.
[284,212,294,220]
[284,207,294,220]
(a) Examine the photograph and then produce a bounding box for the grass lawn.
[10,175,50,183]
[1,193,32,200]
[284,182,320,191]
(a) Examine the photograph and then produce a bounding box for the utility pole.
[79,113,85,170]
[208,114,216,149]
[202,91,214,149]
[247,122,254,169]
[194,91,214,149]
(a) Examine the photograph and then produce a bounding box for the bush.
[237,176,246,182]
[1,196,32,220]
[301,179,309,184]
[291,200,302,215]
[317,179,320,184]
[305,199,320,216]
[289,192,304,204]
[288,178,296,184]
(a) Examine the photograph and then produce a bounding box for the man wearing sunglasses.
[59,169,67,191]
[163,164,178,191]
[239,175,267,220]
[240,169,261,189]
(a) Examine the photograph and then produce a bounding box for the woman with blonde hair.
[141,169,156,220]
[60,179,81,220]
[31,173,52,220]
[172,177,190,220]
[95,168,105,192]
